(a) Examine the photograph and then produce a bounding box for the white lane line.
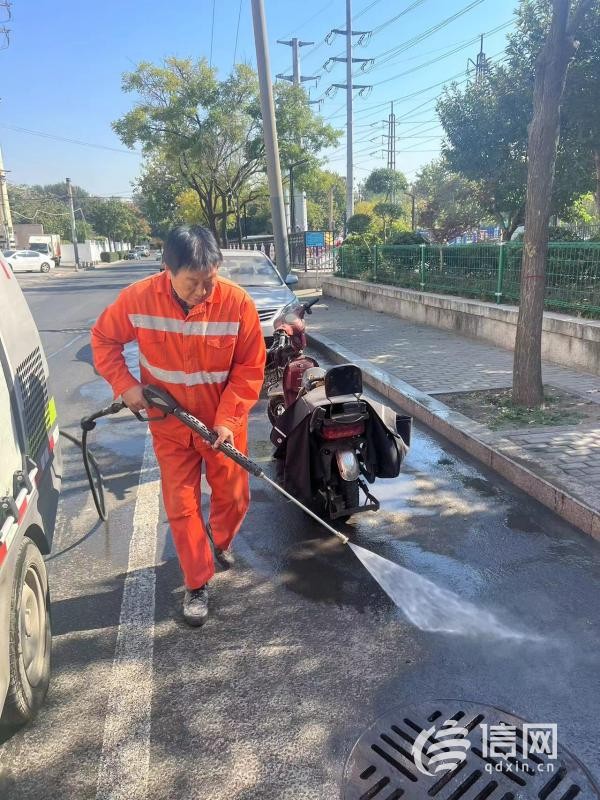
[47,332,87,359]
[96,432,160,800]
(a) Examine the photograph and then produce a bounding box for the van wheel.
[40,263,51,273]
[1,538,51,729]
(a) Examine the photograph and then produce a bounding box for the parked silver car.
[219,250,299,340]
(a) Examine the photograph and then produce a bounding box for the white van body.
[0,254,61,726]
[28,234,62,266]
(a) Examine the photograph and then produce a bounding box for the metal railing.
[229,239,276,262]
[335,242,600,318]
[289,230,336,273]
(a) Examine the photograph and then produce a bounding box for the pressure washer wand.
[142,385,349,545]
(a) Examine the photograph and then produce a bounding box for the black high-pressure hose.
[61,384,349,545]
[59,401,127,522]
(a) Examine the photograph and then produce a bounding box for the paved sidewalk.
[311,296,600,515]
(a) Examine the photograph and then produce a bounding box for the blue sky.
[0,0,515,196]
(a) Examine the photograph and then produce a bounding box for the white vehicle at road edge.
[3,249,55,274]
[0,253,61,728]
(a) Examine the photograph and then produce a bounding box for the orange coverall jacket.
[90,269,266,442]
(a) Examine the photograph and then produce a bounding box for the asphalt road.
[1,261,599,799]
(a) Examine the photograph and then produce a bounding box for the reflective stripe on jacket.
[91,270,266,442]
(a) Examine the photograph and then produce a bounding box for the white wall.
[61,239,107,265]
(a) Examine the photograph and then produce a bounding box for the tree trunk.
[236,201,243,245]
[512,0,576,407]
[221,193,229,248]
[594,149,600,218]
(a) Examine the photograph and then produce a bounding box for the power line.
[365,0,489,70]
[233,0,244,67]
[371,0,429,36]
[280,0,336,40]
[368,20,513,85]
[325,50,506,122]
[209,0,216,67]
[354,0,385,20]
[0,124,141,155]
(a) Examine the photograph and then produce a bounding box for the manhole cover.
[343,700,599,800]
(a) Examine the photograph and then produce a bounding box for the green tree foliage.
[8,183,93,242]
[347,213,372,234]
[87,199,150,247]
[414,159,487,243]
[8,182,151,246]
[437,70,531,240]
[388,230,429,245]
[363,168,407,201]
[373,201,404,241]
[507,0,600,213]
[113,58,340,244]
[565,192,599,224]
[299,169,346,231]
[437,0,599,240]
[133,156,184,240]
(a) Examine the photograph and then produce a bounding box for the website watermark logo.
[481,723,557,774]
[412,720,472,776]
[412,720,558,778]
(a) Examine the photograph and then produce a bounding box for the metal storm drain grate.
[343,700,599,800]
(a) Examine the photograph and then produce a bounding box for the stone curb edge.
[309,331,600,541]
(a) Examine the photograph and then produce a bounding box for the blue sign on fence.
[305,231,325,247]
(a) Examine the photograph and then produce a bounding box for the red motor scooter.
[266,299,411,521]
[265,297,320,425]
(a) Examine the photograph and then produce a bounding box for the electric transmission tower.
[276,38,320,89]
[277,38,320,232]
[386,102,396,175]
[467,34,490,84]
[324,0,372,225]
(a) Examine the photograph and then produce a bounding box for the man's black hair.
[162,225,223,274]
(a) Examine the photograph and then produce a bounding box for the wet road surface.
[1,263,599,799]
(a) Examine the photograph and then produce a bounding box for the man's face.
[168,265,219,306]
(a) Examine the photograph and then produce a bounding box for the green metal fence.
[335,242,600,318]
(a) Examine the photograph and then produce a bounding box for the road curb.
[310,331,600,540]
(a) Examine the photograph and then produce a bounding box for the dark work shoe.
[215,547,235,570]
[183,584,209,627]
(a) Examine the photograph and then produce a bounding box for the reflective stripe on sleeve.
[129,314,239,336]
[139,353,229,386]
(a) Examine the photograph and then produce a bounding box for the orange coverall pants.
[153,428,250,589]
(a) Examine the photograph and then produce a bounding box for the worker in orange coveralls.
[91,225,266,626]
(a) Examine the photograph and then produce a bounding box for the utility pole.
[251,0,290,276]
[277,38,319,233]
[345,0,354,222]
[0,146,14,249]
[66,178,80,271]
[325,1,372,229]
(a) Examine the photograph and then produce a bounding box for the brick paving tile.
[313,296,600,511]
